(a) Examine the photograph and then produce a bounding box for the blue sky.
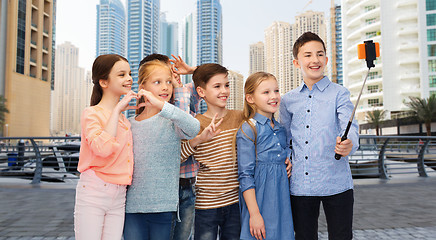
[56,0,336,78]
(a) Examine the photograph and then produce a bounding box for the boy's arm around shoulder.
[81,107,121,158]
[159,102,200,140]
[336,87,359,155]
[237,121,257,193]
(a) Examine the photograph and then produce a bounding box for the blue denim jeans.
[123,212,175,240]
[194,203,240,240]
[171,181,196,240]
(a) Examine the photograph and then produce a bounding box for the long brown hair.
[90,54,128,106]
[232,72,277,167]
[136,60,173,115]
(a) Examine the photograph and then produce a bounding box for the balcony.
[396,0,417,8]
[399,72,420,80]
[398,57,419,65]
[398,42,419,51]
[397,26,417,37]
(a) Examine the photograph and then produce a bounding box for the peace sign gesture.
[189,113,224,148]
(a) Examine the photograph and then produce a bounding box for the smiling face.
[246,77,280,119]
[293,40,328,83]
[141,67,173,102]
[197,73,230,109]
[101,60,132,95]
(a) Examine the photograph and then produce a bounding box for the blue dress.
[237,113,295,240]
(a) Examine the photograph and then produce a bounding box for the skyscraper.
[265,21,293,94]
[1,0,55,136]
[249,42,265,75]
[51,42,85,135]
[178,12,197,84]
[327,2,343,85]
[227,70,244,111]
[420,0,436,98]
[159,12,178,58]
[96,0,126,57]
[126,0,160,117]
[342,0,422,121]
[196,0,222,65]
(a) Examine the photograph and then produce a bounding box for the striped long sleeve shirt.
[181,110,243,210]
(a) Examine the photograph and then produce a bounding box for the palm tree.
[0,96,8,136]
[405,95,436,136]
[366,109,386,136]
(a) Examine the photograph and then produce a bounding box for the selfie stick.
[335,40,380,160]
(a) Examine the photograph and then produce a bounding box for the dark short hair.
[293,32,326,59]
[192,63,228,89]
[139,54,170,69]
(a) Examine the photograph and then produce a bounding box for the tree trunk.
[376,125,379,136]
[425,121,431,136]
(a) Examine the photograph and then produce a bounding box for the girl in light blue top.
[236,72,294,240]
[123,60,200,240]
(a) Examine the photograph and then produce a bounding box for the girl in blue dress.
[236,72,295,240]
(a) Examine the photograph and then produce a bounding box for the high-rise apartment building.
[265,21,293,94]
[196,0,222,65]
[420,0,436,97]
[96,0,126,57]
[328,3,343,85]
[249,41,265,75]
[178,12,197,84]
[126,0,160,117]
[51,42,85,135]
[1,0,55,136]
[342,0,423,121]
[159,12,178,58]
[227,70,244,111]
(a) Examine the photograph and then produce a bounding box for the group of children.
[74,31,359,240]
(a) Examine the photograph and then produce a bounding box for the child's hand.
[335,137,353,157]
[197,113,223,142]
[138,89,164,110]
[189,114,223,148]
[285,158,292,178]
[249,213,266,240]
[169,55,196,75]
[115,91,139,112]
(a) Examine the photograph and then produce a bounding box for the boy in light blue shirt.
[280,32,359,240]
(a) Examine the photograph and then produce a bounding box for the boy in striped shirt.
[181,63,243,240]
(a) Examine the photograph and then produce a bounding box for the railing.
[350,136,436,179]
[0,137,80,184]
[1,136,436,184]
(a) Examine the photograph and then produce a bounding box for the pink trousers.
[74,170,127,240]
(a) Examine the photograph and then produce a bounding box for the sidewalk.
[0,176,436,239]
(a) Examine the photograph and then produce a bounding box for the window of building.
[367,85,379,93]
[366,31,377,38]
[368,99,380,106]
[429,45,436,56]
[428,29,436,41]
[429,59,436,72]
[427,0,436,11]
[427,14,436,26]
[430,75,436,88]
[16,0,27,74]
[365,5,376,12]
[365,18,376,25]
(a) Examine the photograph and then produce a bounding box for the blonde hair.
[232,72,277,167]
[136,60,173,114]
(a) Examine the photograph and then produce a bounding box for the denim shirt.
[237,113,288,193]
[279,76,359,196]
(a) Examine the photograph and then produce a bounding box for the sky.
[56,0,336,78]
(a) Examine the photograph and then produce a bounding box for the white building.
[419,0,436,97]
[342,0,423,121]
[178,12,197,85]
[265,21,293,94]
[249,42,265,75]
[227,70,244,111]
[51,42,86,135]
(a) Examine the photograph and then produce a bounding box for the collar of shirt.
[297,76,331,93]
[253,113,280,131]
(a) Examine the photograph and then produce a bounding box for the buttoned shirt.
[279,76,359,196]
